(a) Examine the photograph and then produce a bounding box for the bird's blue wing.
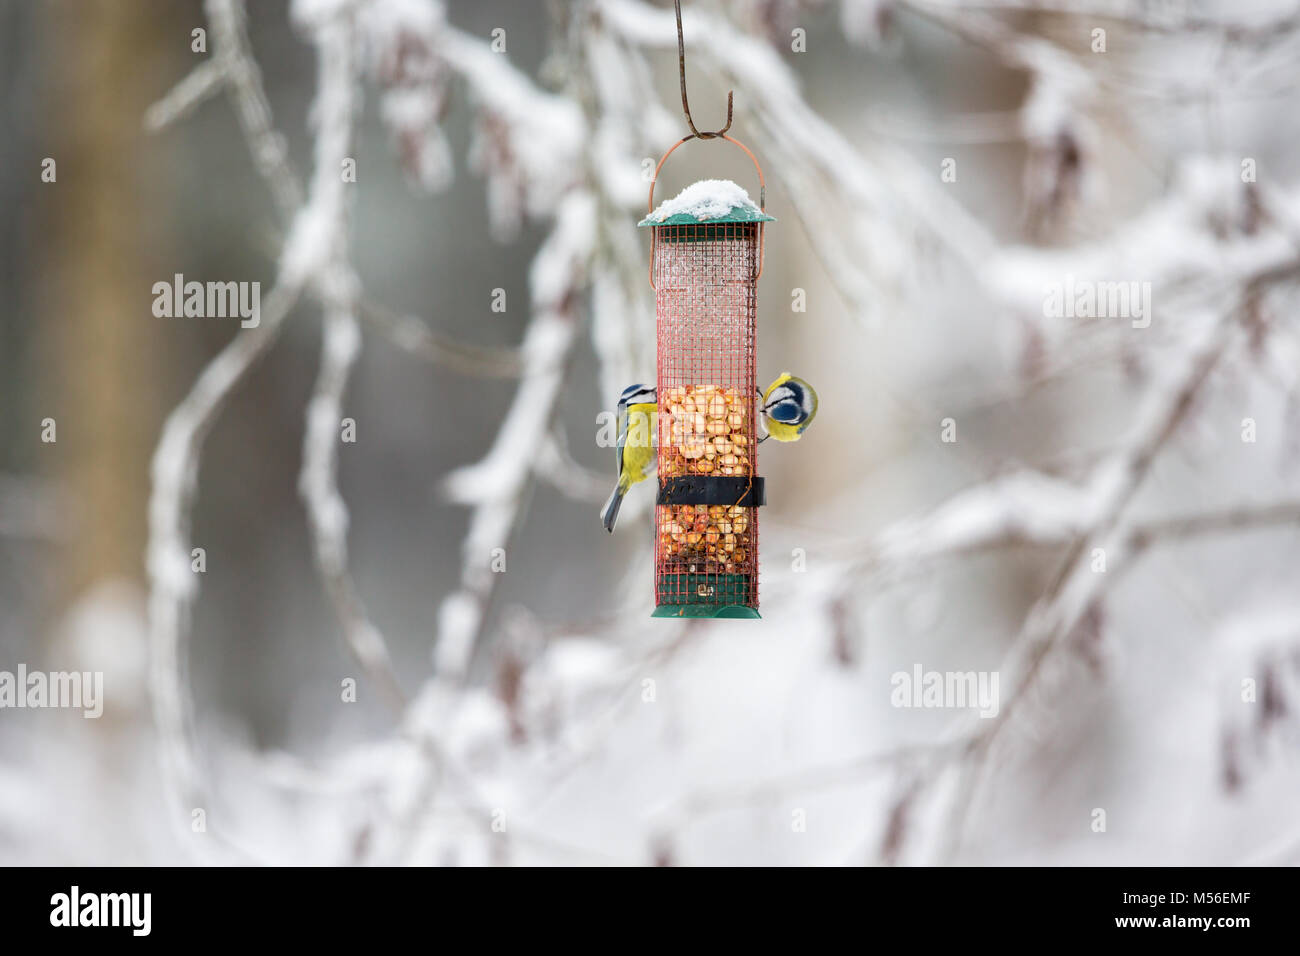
[613,407,628,474]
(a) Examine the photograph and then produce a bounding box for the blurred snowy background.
[2,0,1300,865]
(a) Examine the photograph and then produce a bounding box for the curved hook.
[675,0,732,139]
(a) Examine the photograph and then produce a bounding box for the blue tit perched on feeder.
[759,372,818,442]
[601,384,658,532]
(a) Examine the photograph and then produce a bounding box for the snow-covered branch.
[437,191,597,679]
[293,2,408,714]
[147,281,302,850]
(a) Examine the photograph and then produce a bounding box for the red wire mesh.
[654,222,759,610]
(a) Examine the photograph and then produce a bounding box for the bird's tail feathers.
[601,479,629,533]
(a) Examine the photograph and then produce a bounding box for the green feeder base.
[653,573,760,619]
[652,603,761,619]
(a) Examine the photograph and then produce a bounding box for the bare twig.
[143,60,224,131]
[206,0,303,214]
[356,299,522,377]
[536,428,611,504]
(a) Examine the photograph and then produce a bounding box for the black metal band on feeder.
[658,475,766,508]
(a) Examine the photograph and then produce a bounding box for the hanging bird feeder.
[597,0,806,619]
[640,132,774,619]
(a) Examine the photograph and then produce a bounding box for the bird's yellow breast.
[622,404,658,484]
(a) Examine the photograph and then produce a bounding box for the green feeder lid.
[639,178,776,228]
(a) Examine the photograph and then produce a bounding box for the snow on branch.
[990,159,1300,328]
[209,0,304,215]
[293,2,408,714]
[145,0,302,217]
[440,24,586,239]
[144,0,393,845]
[147,281,302,851]
[358,0,455,192]
[437,191,597,680]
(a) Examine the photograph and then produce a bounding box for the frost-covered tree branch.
[147,280,301,851]
[294,4,408,715]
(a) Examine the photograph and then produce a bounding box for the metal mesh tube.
[653,222,759,612]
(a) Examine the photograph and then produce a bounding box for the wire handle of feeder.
[647,134,768,290]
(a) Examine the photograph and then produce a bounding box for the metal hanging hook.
[675,0,732,139]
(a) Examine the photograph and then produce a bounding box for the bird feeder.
[640,136,774,619]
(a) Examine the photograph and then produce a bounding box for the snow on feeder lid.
[642,137,772,619]
[638,178,776,228]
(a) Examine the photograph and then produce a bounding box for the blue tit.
[759,372,818,443]
[601,384,658,532]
